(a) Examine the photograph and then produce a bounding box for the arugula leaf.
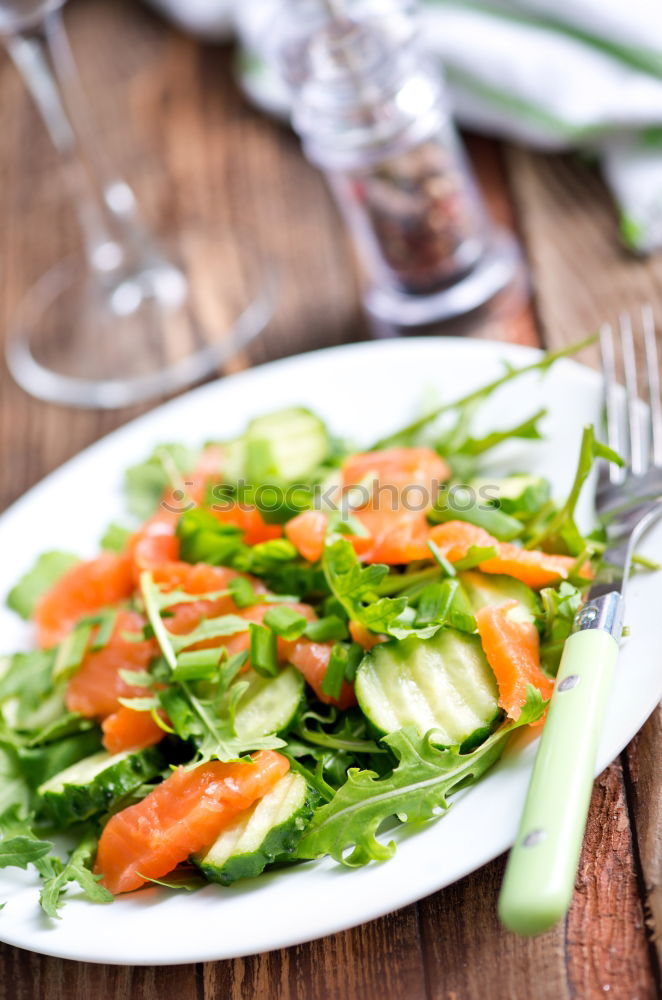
[538,582,584,675]
[0,743,32,818]
[136,868,206,892]
[453,408,547,458]
[323,539,407,637]
[0,809,56,876]
[296,687,546,865]
[0,834,53,869]
[525,424,622,555]
[39,831,113,918]
[125,443,200,519]
[177,509,245,565]
[99,523,132,553]
[0,649,64,733]
[371,337,596,450]
[428,489,523,541]
[6,552,79,620]
[139,573,281,761]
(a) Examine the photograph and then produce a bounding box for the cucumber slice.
[459,570,539,622]
[18,729,103,790]
[469,475,550,516]
[356,627,499,746]
[194,772,315,885]
[223,408,329,483]
[232,666,304,739]
[38,746,163,826]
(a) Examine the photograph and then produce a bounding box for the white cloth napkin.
[147,0,662,253]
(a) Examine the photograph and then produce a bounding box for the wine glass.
[0,0,276,408]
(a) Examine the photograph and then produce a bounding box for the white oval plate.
[0,338,660,966]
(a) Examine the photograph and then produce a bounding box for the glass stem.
[5,10,169,289]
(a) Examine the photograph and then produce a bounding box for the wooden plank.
[0,945,200,1000]
[566,762,655,999]
[204,905,427,1000]
[503,145,662,350]
[418,857,571,1000]
[626,707,662,970]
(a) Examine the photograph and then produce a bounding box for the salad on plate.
[0,342,642,917]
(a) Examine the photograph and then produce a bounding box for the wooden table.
[0,2,661,997]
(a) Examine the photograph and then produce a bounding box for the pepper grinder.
[274,0,525,334]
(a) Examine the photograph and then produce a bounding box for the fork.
[498,306,662,936]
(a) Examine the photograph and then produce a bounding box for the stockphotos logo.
[161,479,501,515]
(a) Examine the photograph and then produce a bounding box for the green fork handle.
[498,622,620,936]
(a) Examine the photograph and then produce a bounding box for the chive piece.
[52,623,93,681]
[304,615,349,642]
[172,649,223,682]
[427,540,456,577]
[249,623,279,677]
[228,576,258,609]
[263,606,309,641]
[452,546,498,572]
[343,642,364,684]
[90,609,117,651]
[428,493,523,541]
[321,644,348,700]
[415,580,458,626]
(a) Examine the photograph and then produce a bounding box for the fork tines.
[599,306,662,483]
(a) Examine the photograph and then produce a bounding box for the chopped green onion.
[90,609,117,651]
[249,623,279,677]
[52,623,93,682]
[321,644,348,700]
[263,606,309,641]
[452,546,498,571]
[321,642,363,698]
[228,576,258,609]
[427,540,456,577]
[304,616,349,642]
[172,649,223,682]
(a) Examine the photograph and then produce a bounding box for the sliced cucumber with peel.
[356,627,500,747]
[223,408,330,483]
[194,771,315,885]
[459,571,539,622]
[38,746,163,826]
[231,666,304,740]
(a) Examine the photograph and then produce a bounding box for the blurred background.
[2,0,662,422]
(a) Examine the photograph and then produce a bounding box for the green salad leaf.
[0,833,53,870]
[125,443,200,519]
[99,523,132,553]
[538,581,584,675]
[38,831,113,918]
[296,687,546,865]
[322,538,407,637]
[6,552,79,620]
[525,424,622,555]
[371,337,596,450]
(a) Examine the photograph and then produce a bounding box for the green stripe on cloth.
[444,64,605,142]
[426,0,662,80]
